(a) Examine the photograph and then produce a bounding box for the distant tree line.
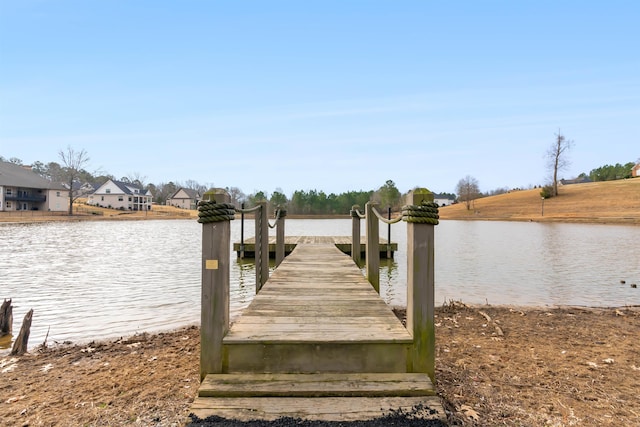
[7,148,636,216]
[586,162,636,181]
[241,180,402,215]
[1,154,430,215]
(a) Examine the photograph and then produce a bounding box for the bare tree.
[127,172,148,188]
[456,175,480,210]
[59,146,90,215]
[227,186,246,208]
[546,130,574,197]
[183,179,208,194]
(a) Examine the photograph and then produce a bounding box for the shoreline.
[2,303,638,426]
[3,179,639,226]
[2,212,639,226]
[3,302,639,357]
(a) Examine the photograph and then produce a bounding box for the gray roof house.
[559,177,592,185]
[167,188,201,209]
[0,161,67,212]
[87,179,152,211]
[434,193,456,207]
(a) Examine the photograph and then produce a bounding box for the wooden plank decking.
[223,243,412,373]
[233,235,397,258]
[193,243,445,422]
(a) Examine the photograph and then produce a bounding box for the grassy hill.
[439,178,640,224]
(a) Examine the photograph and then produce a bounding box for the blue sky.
[1,1,638,197]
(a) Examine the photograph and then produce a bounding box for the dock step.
[192,373,444,422]
[223,341,411,373]
[199,372,436,397]
[190,396,446,422]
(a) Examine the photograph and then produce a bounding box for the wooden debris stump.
[0,298,12,337]
[11,309,33,356]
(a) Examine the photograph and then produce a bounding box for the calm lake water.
[1,219,638,351]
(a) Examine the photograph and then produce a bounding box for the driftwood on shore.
[11,309,33,356]
[0,298,12,337]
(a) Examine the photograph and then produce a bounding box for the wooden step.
[223,341,411,373]
[190,396,446,422]
[192,372,444,422]
[199,372,436,397]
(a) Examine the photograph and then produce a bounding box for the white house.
[87,179,152,211]
[434,194,456,207]
[632,163,640,178]
[167,188,200,209]
[0,161,67,212]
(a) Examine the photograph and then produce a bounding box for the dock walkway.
[192,243,444,422]
[233,235,397,258]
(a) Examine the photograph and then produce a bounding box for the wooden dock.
[192,243,444,422]
[233,236,397,258]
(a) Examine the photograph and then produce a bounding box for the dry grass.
[3,179,639,225]
[439,178,640,224]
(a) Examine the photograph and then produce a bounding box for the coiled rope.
[350,205,366,219]
[402,201,440,225]
[371,206,403,224]
[197,200,236,223]
[268,208,287,229]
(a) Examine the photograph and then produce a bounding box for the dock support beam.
[200,189,231,380]
[350,205,361,264]
[365,202,380,293]
[405,188,436,382]
[255,201,269,293]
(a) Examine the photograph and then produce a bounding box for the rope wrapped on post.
[268,208,287,229]
[350,205,366,219]
[402,201,440,225]
[197,200,236,223]
[235,205,262,214]
[371,206,403,224]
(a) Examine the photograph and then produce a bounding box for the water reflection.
[380,258,400,305]
[1,219,638,353]
[0,334,11,350]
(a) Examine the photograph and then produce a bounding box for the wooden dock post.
[365,202,380,293]
[404,188,437,382]
[275,208,286,267]
[387,207,392,259]
[239,202,245,259]
[199,189,232,380]
[255,200,269,292]
[350,205,361,264]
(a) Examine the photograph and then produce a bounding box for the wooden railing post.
[350,205,361,264]
[275,208,286,267]
[255,200,269,293]
[200,189,231,380]
[387,206,392,259]
[365,202,380,293]
[239,202,245,259]
[405,188,436,382]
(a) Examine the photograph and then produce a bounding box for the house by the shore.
[87,179,152,211]
[434,193,456,206]
[559,176,592,185]
[167,187,200,209]
[0,161,67,212]
[632,162,640,178]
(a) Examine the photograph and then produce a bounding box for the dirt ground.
[1,303,639,427]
